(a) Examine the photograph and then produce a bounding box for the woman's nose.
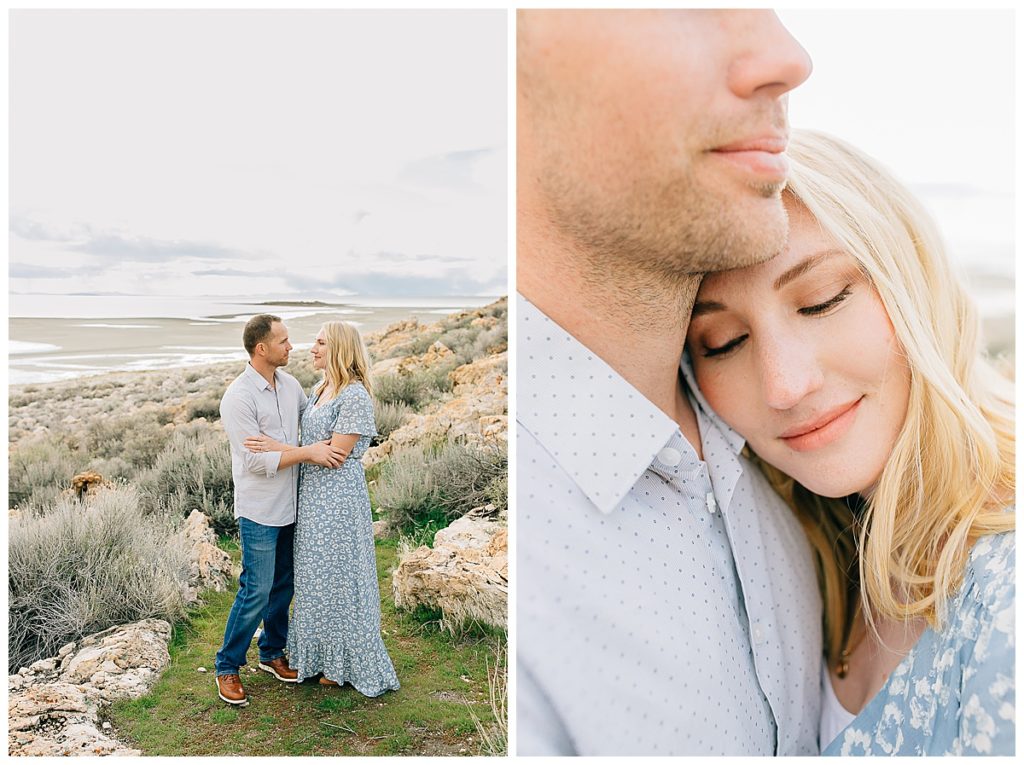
[758,339,824,411]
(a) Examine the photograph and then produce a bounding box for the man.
[517,10,821,755]
[214,314,346,706]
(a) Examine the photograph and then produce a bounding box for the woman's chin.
[793,470,876,500]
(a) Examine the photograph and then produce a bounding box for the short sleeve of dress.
[332,383,378,438]
[955,532,1015,756]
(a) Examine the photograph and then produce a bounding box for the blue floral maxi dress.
[824,530,1014,755]
[286,382,400,697]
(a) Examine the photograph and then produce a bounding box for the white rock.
[29,658,57,673]
[392,506,507,630]
[8,620,173,756]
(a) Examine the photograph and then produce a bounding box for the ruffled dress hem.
[288,638,400,698]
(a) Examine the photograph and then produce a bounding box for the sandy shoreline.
[9,305,485,386]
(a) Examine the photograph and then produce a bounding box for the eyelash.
[798,285,852,316]
[701,284,853,358]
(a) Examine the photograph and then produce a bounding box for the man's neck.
[518,211,703,452]
[249,359,278,388]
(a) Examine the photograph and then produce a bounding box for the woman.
[685,130,1014,755]
[245,321,399,697]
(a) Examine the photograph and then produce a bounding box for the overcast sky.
[10,9,507,301]
[778,9,1014,274]
[779,9,1013,193]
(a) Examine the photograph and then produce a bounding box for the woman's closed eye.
[699,285,855,358]
[701,333,749,358]
[798,284,853,316]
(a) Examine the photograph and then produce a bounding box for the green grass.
[106,538,504,756]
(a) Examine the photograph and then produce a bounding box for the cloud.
[367,250,473,265]
[10,216,267,262]
[398,147,496,191]
[283,269,501,297]
[9,215,82,242]
[10,262,93,279]
[70,233,256,262]
[191,268,274,278]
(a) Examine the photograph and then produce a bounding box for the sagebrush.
[8,486,191,672]
[374,440,507,535]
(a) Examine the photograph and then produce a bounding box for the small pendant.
[836,650,850,679]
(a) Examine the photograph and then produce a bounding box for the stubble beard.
[544,157,789,290]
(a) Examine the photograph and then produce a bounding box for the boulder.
[370,356,403,378]
[365,318,422,359]
[392,506,507,631]
[60,619,172,702]
[363,352,507,468]
[372,519,391,539]
[8,619,171,756]
[178,510,233,605]
[396,341,455,376]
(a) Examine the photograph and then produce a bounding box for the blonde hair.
[762,130,1015,666]
[314,321,374,402]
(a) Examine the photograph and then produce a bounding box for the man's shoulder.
[222,369,252,398]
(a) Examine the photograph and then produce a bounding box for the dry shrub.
[8,485,191,672]
[8,436,82,510]
[137,423,235,536]
[374,400,413,440]
[375,440,507,535]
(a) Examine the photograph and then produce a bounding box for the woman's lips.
[779,397,864,452]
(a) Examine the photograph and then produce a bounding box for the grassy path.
[106,538,504,756]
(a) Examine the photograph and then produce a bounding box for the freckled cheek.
[695,363,760,438]
[837,295,902,391]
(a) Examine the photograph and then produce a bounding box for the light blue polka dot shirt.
[516,293,822,756]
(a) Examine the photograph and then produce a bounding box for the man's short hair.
[243,314,281,356]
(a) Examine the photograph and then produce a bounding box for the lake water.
[8,295,500,385]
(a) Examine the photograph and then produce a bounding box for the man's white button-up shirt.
[517,293,822,756]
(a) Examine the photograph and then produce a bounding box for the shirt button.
[752,622,765,644]
[657,447,682,466]
[705,492,717,514]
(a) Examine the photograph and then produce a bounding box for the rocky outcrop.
[365,318,424,360]
[8,511,227,756]
[179,510,233,605]
[392,505,508,631]
[8,619,172,756]
[364,352,507,468]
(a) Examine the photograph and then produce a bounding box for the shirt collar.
[243,361,276,392]
[518,293,679,514]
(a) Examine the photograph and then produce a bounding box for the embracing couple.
[213,314,399,707]
[517,10,1014,756]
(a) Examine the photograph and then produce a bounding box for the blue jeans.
[215,517,294,676]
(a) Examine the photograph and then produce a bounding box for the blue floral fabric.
[825,530,1015,756]
[286,382,400,697]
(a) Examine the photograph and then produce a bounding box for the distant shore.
[9,296,499,386]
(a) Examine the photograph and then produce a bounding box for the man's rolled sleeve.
[220,392,280,478]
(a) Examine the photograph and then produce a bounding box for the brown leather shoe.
[216,673,249,706]
[258,656,299,683]
[319,676,340,687]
